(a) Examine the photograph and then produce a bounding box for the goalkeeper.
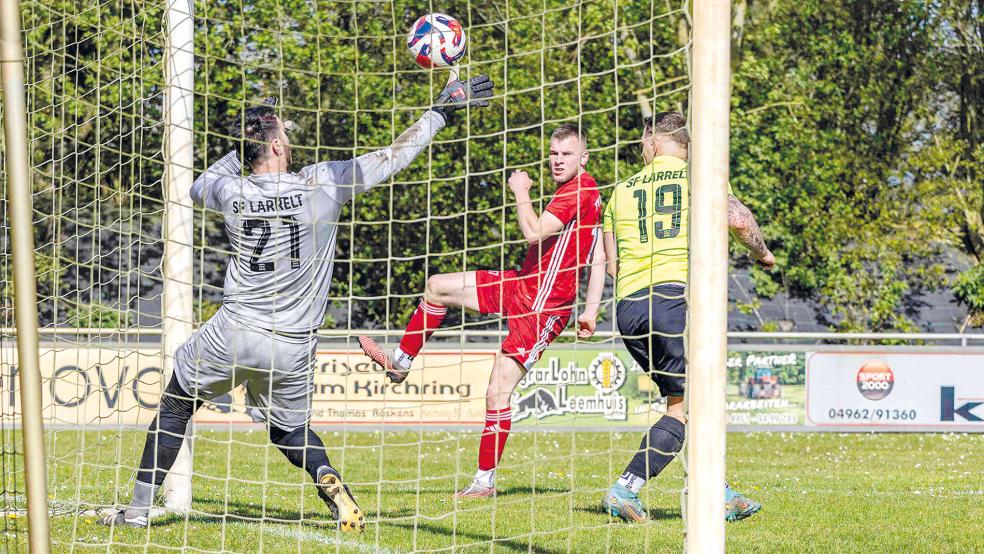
[592,112,774,523]
[100,75,494,531]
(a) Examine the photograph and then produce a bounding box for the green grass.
[6,430,984,552]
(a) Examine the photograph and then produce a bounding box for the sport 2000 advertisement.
[806,352,984,430]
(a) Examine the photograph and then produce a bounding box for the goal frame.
[2,0,733,550]
[160,0,197,514]
[686,0,732,552]
[2,0,52,551]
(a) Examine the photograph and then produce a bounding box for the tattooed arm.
[728,195,775,269]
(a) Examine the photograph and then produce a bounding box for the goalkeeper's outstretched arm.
[728,194,775,269]
[310,111,447,200]
[303,74,495,203]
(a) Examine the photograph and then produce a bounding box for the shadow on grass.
[385,519,566,554]
[149,497,566,553]
[150,497,335,527]
[576,505,681,521]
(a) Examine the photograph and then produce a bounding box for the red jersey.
[517,172,602,314]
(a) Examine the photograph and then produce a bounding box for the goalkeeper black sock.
[624,415,686,481]
[133,375,200,510]
[270,425,331,482]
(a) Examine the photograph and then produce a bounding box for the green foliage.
[194,299,222,325]
[735,298,761,316]
[66,302,132,328]
[730,0,980,331]
[322,309,336,329]
[187,0,688,329]
[16,0,982,332]
[21,0,167,325]
[954,263,984,328]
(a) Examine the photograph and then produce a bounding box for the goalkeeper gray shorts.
[172,306,317,431]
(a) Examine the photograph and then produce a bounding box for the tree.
[11,0,980,333]
[729,0,977,331]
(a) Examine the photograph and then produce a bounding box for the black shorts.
[616,284,686,397]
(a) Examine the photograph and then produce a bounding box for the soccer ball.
[407,13,466,69]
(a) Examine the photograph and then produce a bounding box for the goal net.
[2,0,701,551]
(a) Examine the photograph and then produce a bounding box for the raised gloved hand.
[430,74,495,123]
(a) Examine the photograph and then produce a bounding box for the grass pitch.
[6,430,983,552]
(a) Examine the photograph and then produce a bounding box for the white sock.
[474,468,495,488]
[393,347,414,370]
[617,472,646,494]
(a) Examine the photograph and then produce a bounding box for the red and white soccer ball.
[407,13,466,69]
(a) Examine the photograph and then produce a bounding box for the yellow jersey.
[603,155,731,301]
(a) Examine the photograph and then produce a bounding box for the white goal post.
[161,0,197,514]
[686,0,732,552]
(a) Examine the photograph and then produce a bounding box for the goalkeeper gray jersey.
[190,111,445,334]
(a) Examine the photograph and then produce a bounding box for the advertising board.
[806,352,984,430]
[5,345,979,431]
[0,348,493,425]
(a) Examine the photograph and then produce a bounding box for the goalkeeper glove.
[430,74,495,123]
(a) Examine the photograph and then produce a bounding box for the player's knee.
[664,399,687,424]
[485,361,519,410]
[665,412,686,425]
[153,412,190,450]
[485,388,510,410]
[485,381,508,408]
[159,375,197,418]
[160,394,195,420]
[424,274,450,303]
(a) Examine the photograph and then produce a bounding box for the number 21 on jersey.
[241,216,300,272]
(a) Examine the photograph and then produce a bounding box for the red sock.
[478,408,512,471]
[398,300,447,359]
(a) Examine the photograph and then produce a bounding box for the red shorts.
[475,269,571,370]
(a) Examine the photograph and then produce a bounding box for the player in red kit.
[359,124,606,496]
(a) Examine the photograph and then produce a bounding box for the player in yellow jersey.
[594,112,775,523]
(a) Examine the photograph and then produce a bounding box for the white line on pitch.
[230,521,403,554]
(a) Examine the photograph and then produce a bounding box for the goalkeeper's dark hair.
[230,97,281,168]
[644,112,689,145]
[551,123,587,146]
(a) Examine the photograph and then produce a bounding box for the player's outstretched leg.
[602,414,685,523]
[269,424,365,532]
[361,272,478,384]
[456,353,523,498]
[725,483,762,522]
[358,336,412,384]
[99,375,200,528]
[358,298,446,384]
